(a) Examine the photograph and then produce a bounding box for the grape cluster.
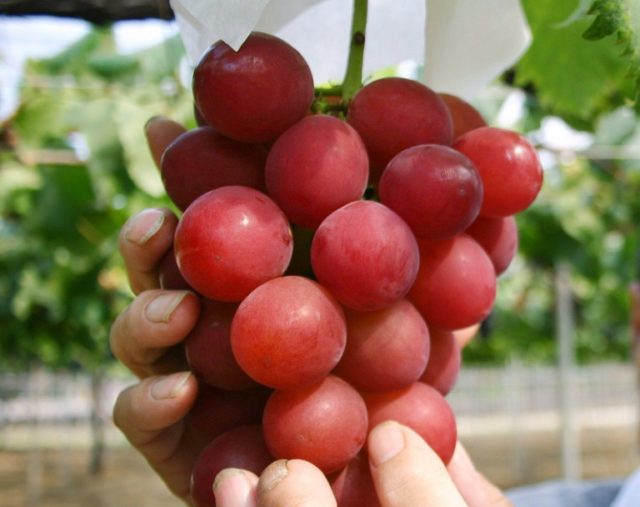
[158,32,543,507]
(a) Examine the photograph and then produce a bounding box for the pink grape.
[231,276,346,390]
[466,215,519,275]
[379,144,483,239]
[190,425,273,507]
[185,298,256,390]
[174,186,293,302]
[409,235,496,330]
[454,127,543,217]
[364,382,457,464]
[262,375,368,474]
[333,299,430,392]
[311,200,420,311]
[193,32,314,142]
[265,115,369,228]
[439,93,486,140]
[161,126,266,211]
[347,77,452,181]
[420,328,461,396]
[187,384,271,447]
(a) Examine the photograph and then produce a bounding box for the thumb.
[367,421,467,507]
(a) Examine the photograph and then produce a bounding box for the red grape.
[174,186,293,302]
[190,425,273,507]
[311,201,420,311]
[364,382,457,464]
[454,127,543,217]
[262,375,368,474]
[158,248,191,291]
[346,77,452,181]
[330,452,380,507]
[161,127,266,211]
[265,115,369,228]
[193,32,314,143]
[185,298,256,390]
[409,235,496,330]
[187,383,271,447]
[466,215,519,275]
[379,144,483,239]
[333,299,430,393]
[420,328,461,396]
[231,276,346,390]
[439,93,486,140]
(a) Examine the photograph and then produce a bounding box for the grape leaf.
[583,0,640,106]
[517,0,628,123]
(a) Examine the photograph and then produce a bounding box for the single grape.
[333,299,430,393]
[346,77,452,182]
[158,248,191,291]
[174,186,293,302]
[420,328,461,396]
[161,126,267,211]
[185,298,256,391]
[193,32,314,143]
[466,215,519,275]
[231,276,346,390]
[439,93,486,140]
[409,235,496,331]
[190,425,273,507]
[364,382,457,464]
[330,452,381,507]
[187,383,271,447]
[453,127,543,217]
[263,375,368,474]
[265,115,369,228]
[379,144,483,239]
[311,200,420,311]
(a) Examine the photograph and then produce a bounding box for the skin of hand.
[111,117,509,506]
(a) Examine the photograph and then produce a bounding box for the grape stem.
[342,0,368,103]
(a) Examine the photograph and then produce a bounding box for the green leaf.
[584,0,640,107]
[517,0,628,122]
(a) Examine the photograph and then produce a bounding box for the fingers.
[145,116,187,169]
[213,469,260,507]
[119,208,179,295]
[367,421,467,507]
[110,289,200,378]
[113,371,200,503]
[447,442,513,507]
[256,460,337,507]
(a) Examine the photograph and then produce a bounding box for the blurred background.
[1,0,640,506]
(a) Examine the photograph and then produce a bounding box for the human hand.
[213,421,511,507]
[109,117,205,504]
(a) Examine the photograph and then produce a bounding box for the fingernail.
[213,469,256,506]
[151,371,191,400]
[258,460,289,494]
[368,421,405,466]
[145,292,189,323]
[124,209,165,245]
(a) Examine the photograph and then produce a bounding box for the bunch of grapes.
[158,32,543,507]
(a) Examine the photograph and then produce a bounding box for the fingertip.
[213,468,259,507]
[257,459,336,507]
[144,116,187,170]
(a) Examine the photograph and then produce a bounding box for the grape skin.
[311,200,420,312]
[379,144,483,239]
[193,32,314,143]
[161,126,267,211]
[174,186,293,302]
[265,114,369,228]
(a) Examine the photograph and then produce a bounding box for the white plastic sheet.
[169,0,531,99]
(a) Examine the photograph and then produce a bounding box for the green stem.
[342,0,368,103]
